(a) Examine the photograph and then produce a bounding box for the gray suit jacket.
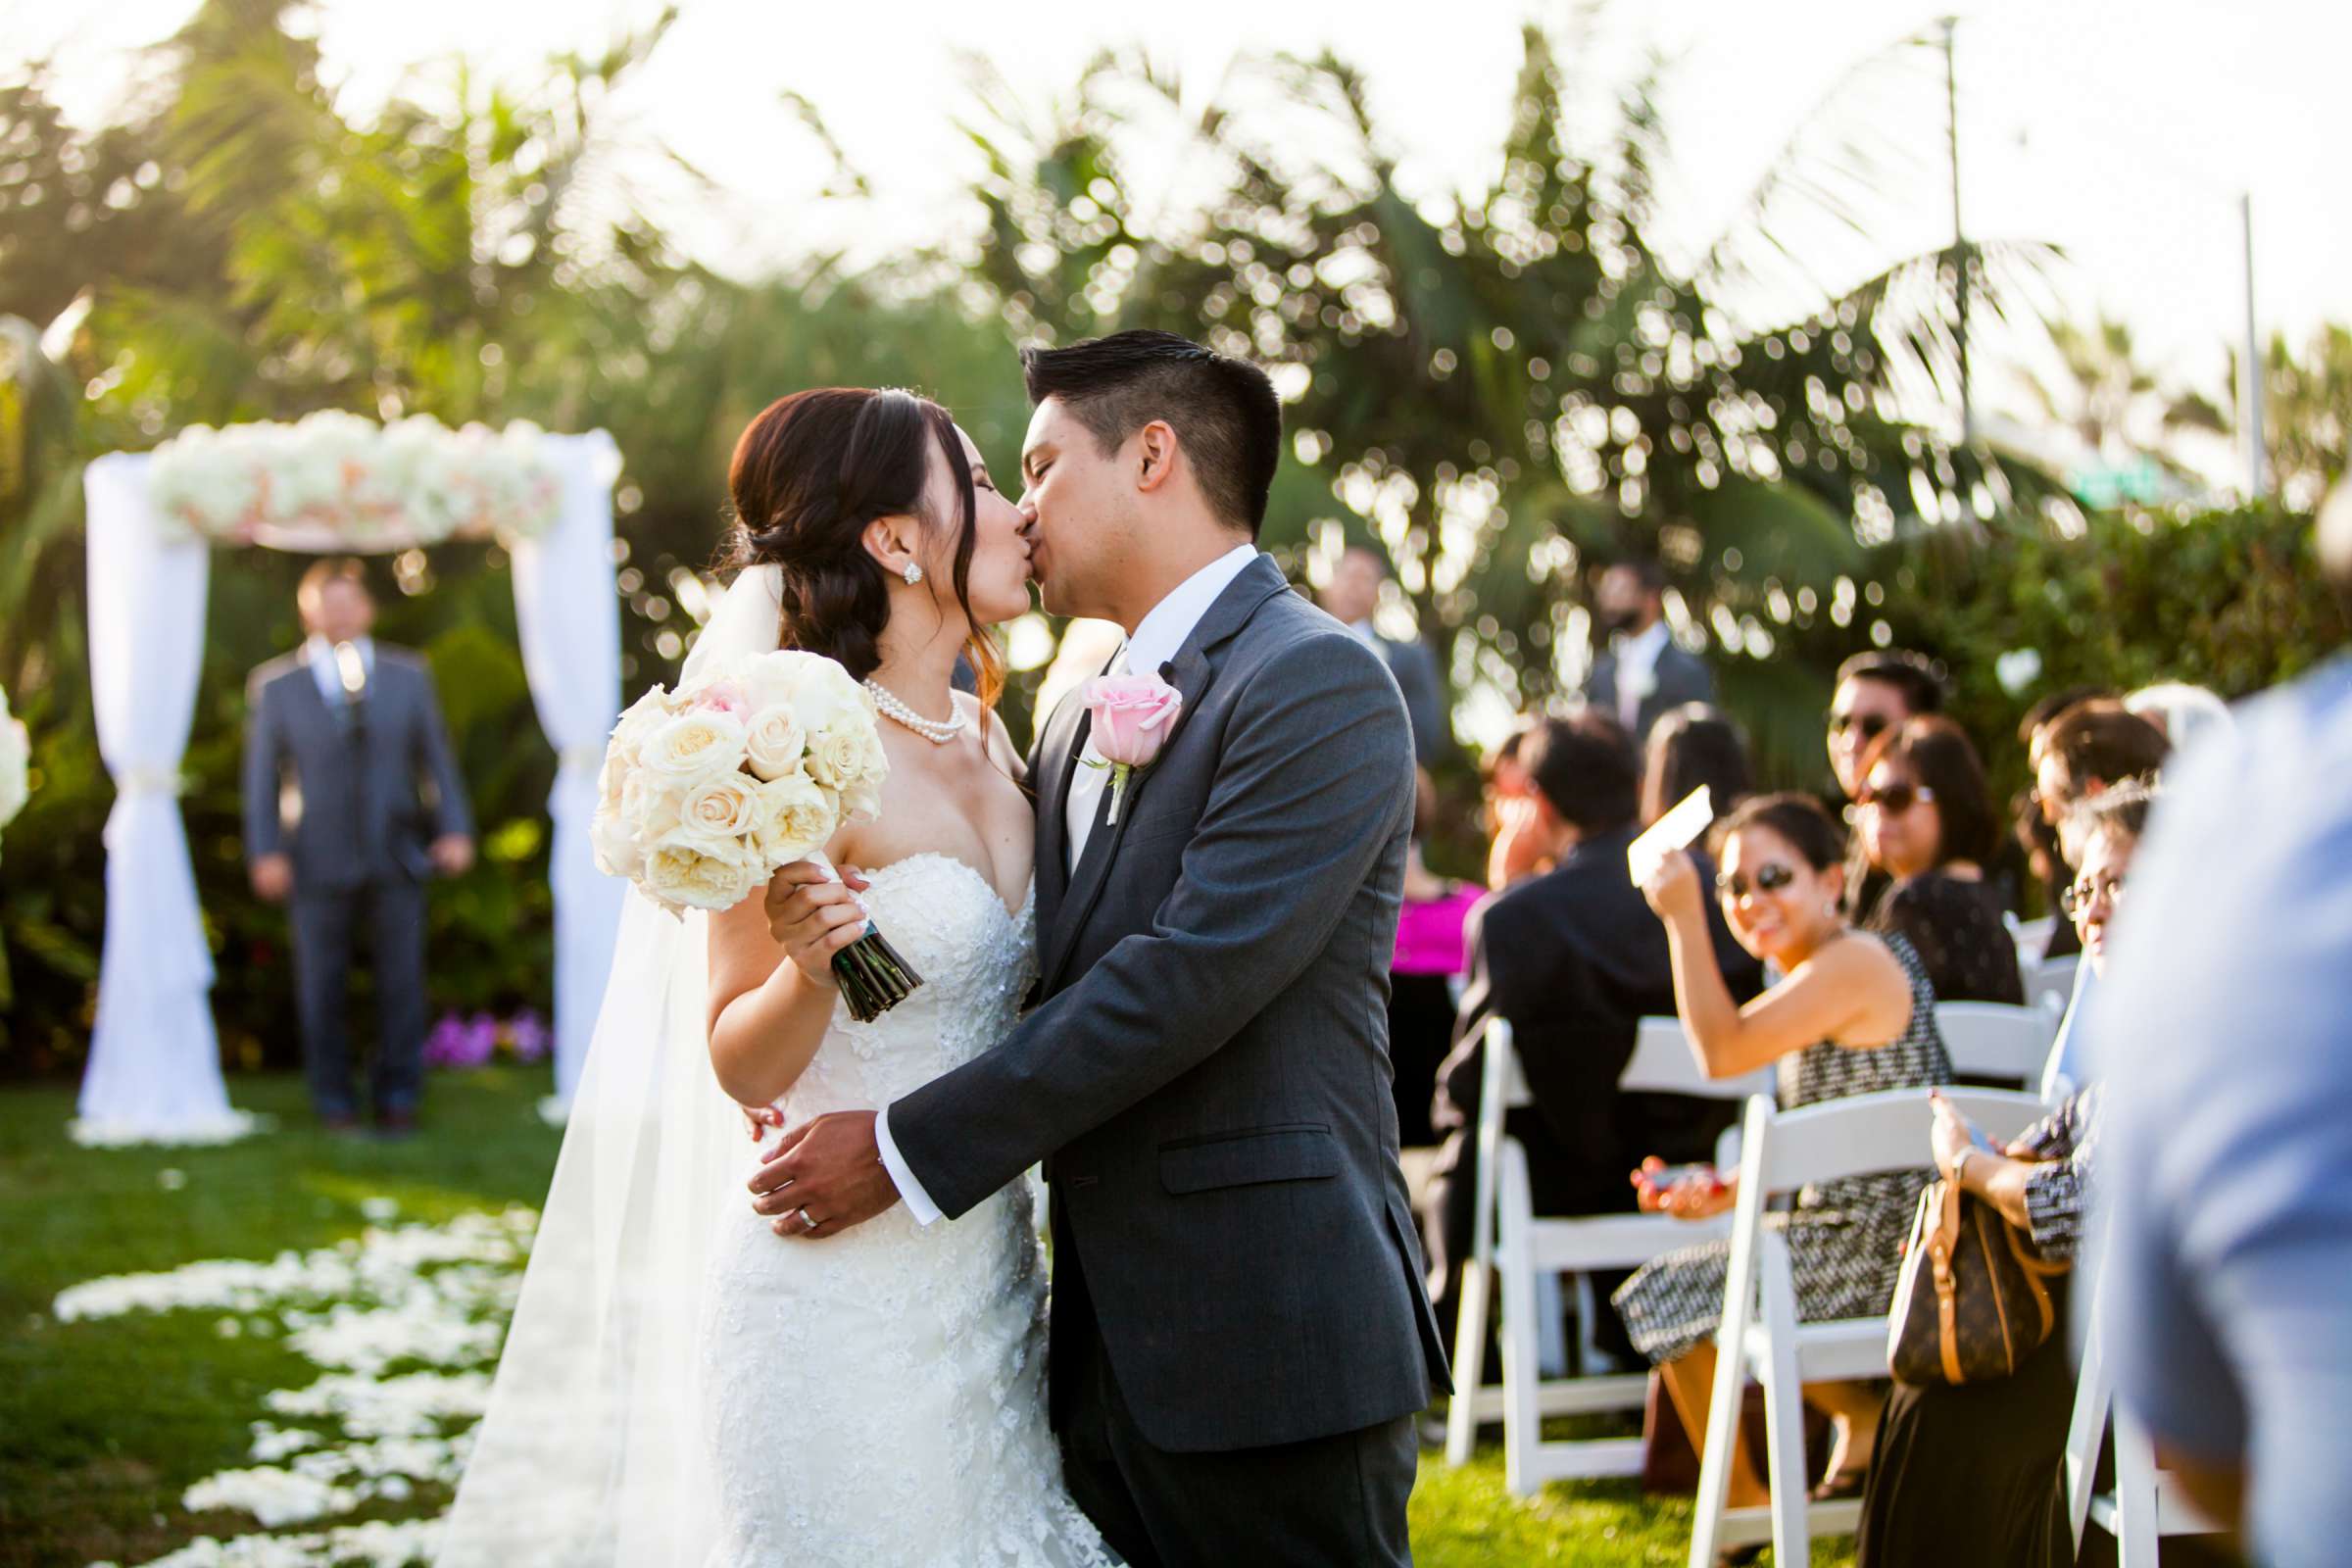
[889,555,1448,1452]
[242,645,472,892]
[1584,638,1716,745]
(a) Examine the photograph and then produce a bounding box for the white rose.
[833,771,883,826]
[754,771,839,863]
[589,806,645,880]
[638,709,747,786]
[742,706,807,782]
[641,841,760,913]
[619,769,682,844]
[674,772,762,850]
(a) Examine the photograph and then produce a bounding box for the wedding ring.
[798,1207,818,1232]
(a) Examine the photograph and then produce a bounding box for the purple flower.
[423,1012,470,1069]
[507,1008,551,1063]
[448,1011,498,1069]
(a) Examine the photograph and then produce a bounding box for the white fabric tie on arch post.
[74,430,628,1145]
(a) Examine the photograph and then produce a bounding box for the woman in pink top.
[1390,769,1482,1147]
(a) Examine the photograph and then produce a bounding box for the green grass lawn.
[1,1071,1852,1566]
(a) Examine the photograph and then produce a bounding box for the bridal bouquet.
[590,651,922,1020]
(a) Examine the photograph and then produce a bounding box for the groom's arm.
[887,631,1413,1221]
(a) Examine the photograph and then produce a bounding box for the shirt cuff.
[874,1105,943,1227]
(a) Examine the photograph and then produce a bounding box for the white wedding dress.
[697,852,1109,1568]
[440,564,1109,1568]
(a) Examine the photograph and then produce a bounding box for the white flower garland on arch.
[148,411,564,552]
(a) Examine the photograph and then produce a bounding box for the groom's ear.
[1133,419,1180,496]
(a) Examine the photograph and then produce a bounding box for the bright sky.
[11,0,2350,426]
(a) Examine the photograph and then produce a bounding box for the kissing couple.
[441,329,1449,1567]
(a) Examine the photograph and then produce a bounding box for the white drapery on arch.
[74,430,627,1145]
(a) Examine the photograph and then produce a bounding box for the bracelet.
[1951,1147,1976,1185]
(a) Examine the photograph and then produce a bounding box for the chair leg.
[1497,1141,1544,1497]
[1756,1238,1811,1565]
[1445,1248,1492,1466]
[2113,1407,2163,1568]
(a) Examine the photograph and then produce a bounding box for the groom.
[756,329,1447,1564]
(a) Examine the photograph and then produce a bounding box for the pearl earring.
[903,563,923,586]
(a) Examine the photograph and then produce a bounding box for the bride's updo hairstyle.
[724,386,1001,705]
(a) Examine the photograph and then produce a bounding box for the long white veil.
[439,567,784,1567]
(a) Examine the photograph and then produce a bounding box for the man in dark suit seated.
[1582,558,1714,748]
[243,560,474,1135]
[1423,711,1762,1363]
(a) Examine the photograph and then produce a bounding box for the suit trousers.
[289,878,428,1118]
[1054,1221,1417,1568]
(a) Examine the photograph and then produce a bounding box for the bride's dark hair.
[723,387,1002,708]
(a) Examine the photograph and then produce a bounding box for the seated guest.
[1640,702,1752,828]
[2032,699,2168,865]
[1855,715,2026,1005]
[1616,794,1954,1511]
[1827,649,1949,920]
[1483,719,1551,889]
[1391,767,1480,1148]
[1856,785,2161,1568]
[2012,686,2114,961]
[1423,714,1762,1361]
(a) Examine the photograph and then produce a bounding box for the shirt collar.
[305,633,374,662]
[1617,617,1671,671]
[1121,543,1259,679]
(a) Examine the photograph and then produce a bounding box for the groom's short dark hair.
[1020,329,1281,536]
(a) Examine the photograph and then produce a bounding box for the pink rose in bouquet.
[1082,674,1183,823]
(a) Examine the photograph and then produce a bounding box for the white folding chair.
[2064,1253,2230,1565]
[1936,1000,2062,1090]
[2025,952,2082,1014]
[2008,912,2056,973]
[1445,1017,1771,1494]
[1689,1087,2051,1566]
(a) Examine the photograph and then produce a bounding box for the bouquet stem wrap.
[807,853,923,1022]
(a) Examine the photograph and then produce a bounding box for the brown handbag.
[1886,1177,2072,1387]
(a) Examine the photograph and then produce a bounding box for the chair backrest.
[2025,953,2081,1014]
[1936,1002,2061,1088]
[1743,1086,2051,1199]
[1622,1017,1777,1100]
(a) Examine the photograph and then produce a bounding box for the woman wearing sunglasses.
[1615,794,1955,1540]
[1853,783,2161,1568]
[1854,716,2026,1008]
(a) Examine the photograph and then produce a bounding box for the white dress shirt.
[304,634,375,706]
[877,542,1261,1226]
[1612,618,1670,732]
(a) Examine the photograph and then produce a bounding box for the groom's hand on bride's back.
[748,1109,901,1239]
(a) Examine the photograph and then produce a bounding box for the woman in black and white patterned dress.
[1619,793,1953,1521]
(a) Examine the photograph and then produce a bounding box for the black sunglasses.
[1829,710,1890,743]
[1856,781,1936,815]
[1715,862,1797,899]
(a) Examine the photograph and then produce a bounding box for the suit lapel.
[1036,555,1292,995]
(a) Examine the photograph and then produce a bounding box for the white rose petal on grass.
[741,706,807,781]
[636,709,747,786]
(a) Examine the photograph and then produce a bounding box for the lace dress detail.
[697,855,1111,1568]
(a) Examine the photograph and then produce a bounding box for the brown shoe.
[372,1106,418,1141]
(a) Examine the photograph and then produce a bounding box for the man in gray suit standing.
[243,560,473,1134]
[1582,557,1715,748]
[757,331,1446,1565]
[1319,543,1449,763]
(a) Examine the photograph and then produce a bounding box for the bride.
[440,388,1110,1567]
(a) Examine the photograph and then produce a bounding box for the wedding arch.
[74,413,627,1145]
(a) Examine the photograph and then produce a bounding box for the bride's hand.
[763,859,874,989]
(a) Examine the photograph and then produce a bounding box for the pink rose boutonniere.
[1083,674,1184,824]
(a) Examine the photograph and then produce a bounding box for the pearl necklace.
[863,678,967,745]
